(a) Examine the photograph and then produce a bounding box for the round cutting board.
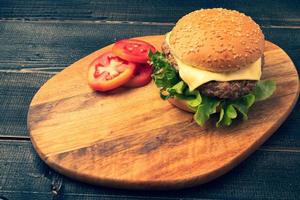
[28,35,299,190]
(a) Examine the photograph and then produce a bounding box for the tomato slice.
[112,39,156,63]
[88,52,136,91]
[124,64,153,88]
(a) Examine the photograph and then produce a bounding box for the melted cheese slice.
[165,32,262,91]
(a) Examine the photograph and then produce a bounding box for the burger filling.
[163,32,263,99]
[149,36,276,127]
[162,41,258,99]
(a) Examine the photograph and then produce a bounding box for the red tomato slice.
[112,39,156,63]
[124,64,153,88]
[88,52,136,91]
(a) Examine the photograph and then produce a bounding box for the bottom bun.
[168,97,222,113]
[168,97,195,113]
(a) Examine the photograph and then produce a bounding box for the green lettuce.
[148,51,179,92]
[194,95,220,126]
[252,80,276,101]
[149,51,276,127]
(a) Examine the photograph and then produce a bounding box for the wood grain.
[1,0,300,26]
[0,71,299,149]
[28,35,299,189]
[0,72,52,137]
[1,140,300,199]
[1,21,300,72]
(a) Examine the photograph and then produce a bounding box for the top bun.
[169,8,265,72]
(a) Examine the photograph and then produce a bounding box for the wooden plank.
[0,140,299,199]
[0,72,52,137]
[0,0,300,26]
[0,21,171,71]
[0,21,300,72]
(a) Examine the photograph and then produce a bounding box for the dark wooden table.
[0,1,299,199]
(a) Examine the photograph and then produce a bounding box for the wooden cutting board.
[28,35,299,190]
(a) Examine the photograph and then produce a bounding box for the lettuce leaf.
[186,90,202,108]
[219,104,238,126]
[216,107,225,127]
[149,51,179,92]
[149,51,276,127]
[194,96,220,126]
[252,80,276,101]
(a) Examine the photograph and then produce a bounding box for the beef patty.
[161,41,258,99]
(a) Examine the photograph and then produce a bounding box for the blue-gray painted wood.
[0,22,299,72]
[0,0,300,26]
[0,140,299,200]
[0,0,299,199]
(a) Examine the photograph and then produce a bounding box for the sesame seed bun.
[169,8,265,73]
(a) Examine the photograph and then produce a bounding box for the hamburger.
[149,8,276,127]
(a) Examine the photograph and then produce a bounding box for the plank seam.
[0,69,57,75]
[258,147,300,153]
[0,19,175,26]
[0,191,221,200]
[0,136,30,141]
[0,19,300,29]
